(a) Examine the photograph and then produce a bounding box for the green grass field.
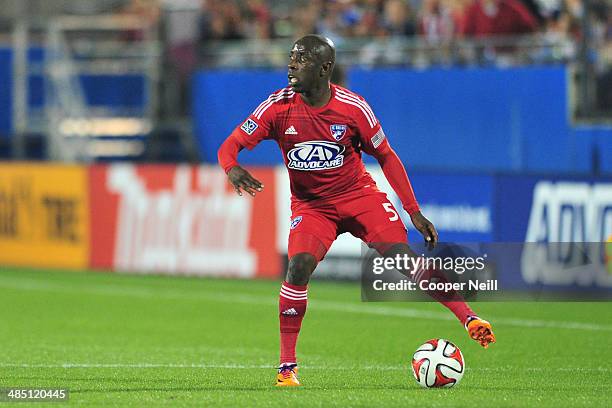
[1,268,611,407]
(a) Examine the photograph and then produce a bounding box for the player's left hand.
[410,211,438,250]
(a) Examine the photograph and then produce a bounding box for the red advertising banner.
[89,164,279,278]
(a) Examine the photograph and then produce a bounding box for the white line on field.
[0,363,610,372]
[1,276,612,332]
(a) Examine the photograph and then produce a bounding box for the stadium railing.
[198,34,579,69]
[6,14,161,162]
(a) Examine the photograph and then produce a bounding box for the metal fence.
[8,14,160,161]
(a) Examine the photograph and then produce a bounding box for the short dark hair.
[295,35,336,64]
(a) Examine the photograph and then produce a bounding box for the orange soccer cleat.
[465,316,496,348]
[275,363,301,387]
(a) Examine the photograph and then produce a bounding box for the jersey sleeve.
[229,97,277,150]
[349,94,420,214]
[350,95,391,156]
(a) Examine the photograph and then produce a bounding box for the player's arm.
[347,92,437,246]
[371,138,438,248]
[217,105,275,197]
[356,114,438,247]
[218,135,263,196]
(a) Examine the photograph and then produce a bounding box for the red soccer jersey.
[230,84,390,202]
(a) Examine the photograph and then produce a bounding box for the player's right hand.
[227,166,264,197]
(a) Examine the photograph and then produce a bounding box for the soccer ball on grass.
[411,338,464,388]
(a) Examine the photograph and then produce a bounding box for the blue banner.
[191,66,612,174]
[396,172,494,243]
[491,175,612,289]
[0,49,11,136]
[191,69,287,163]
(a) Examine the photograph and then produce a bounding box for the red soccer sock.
[439,301,474,326]
[413,268,475,326]
[279,281,308,365]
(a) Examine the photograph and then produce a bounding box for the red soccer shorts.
[287,187,408,261]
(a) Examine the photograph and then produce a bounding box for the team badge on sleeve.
[371,128,386,148]
[330,124,347,141]
[290,216,303,229]
[241,118,258,135]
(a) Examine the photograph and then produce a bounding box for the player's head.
[287,35,335,94]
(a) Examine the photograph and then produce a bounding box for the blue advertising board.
[191,66,612,175]
[191,69,287,163]
[0,48,11,136]
[393,173,612,291]
[490,175,612,290]
[397,172,494,243]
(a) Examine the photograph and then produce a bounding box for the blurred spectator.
[199,0,245,41]
[359,25,407,66]
[118,0,161,41]
[462,0,539,37]
[184,0,611,70]
[382,0,417,37]
[316,0,364,44]
[419,0,459,42]
[520,0,546,24]
[565,0,583,20]
[605,3,612,46]
[291,2,322,39]
[354,5,380,37]
[446,0,471,34]
[316,1,346,44]
[243,0,273,39]
[535,7,576,62]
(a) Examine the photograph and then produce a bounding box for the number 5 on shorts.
[382,202,399,221]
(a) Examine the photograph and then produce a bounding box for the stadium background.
[0,0,609,280]
[0,1,612,406]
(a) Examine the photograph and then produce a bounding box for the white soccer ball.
[411,338,465,388]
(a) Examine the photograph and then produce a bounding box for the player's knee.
[287,253,317,285]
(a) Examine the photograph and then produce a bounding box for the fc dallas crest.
[330,124,347,141]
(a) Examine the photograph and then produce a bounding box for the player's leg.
[378,241,495,348]
[378,241,476,319]
[276,252,316,386]
[342,192,495,348]
[276,210,337,386]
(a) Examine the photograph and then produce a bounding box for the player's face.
[287,42,320,93]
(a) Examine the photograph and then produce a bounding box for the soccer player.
[218,35,495,387]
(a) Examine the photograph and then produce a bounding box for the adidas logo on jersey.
[285,125,298,135]
[282,308,299,316]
